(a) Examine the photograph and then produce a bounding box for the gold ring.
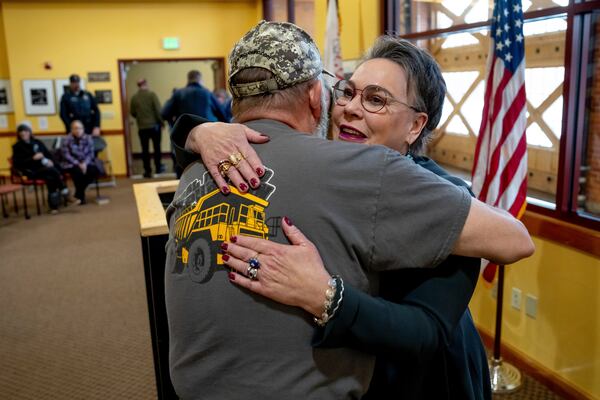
[217,159,233,178]
[228,152,245,167]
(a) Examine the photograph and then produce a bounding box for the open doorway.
[118,58,226,177]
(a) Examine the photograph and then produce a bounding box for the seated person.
[12,123,67,214]
[60,120,99,205]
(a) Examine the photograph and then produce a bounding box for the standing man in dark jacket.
[59,74,101,137]
[161,70,227,124]
[130,78,164,178]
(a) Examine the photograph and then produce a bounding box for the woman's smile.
[338,124,368,143]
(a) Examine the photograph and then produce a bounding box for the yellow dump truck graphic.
[173,186,269,283]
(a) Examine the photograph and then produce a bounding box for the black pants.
[139,125,162,174]
[67,164,99,201]
[29,166,66,209]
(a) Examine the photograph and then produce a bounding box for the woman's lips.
[338,125,367,143]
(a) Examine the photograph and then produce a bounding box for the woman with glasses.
[172,36,491,399]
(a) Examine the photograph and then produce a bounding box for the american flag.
[324,0,344,80]
[471,0,528,282]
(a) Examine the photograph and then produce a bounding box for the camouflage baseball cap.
[229,20,327,98]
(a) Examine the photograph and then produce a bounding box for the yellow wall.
[470,237,600,398]
[0,5,7,79]
[314,0,381,61]
[0,4,15,173]
[1,1,259,175]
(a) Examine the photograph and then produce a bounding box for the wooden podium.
[133,180,179,400]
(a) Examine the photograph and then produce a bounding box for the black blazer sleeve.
[170,113,209,170]
[312,258,479,362]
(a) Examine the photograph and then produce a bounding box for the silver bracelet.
[314,275,344,327]
[328,277,344,321]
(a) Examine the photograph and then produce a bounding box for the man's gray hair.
[364,36,446,155]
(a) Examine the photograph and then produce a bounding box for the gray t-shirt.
[165,119,471,400]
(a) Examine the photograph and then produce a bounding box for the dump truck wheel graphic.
[166,239,183,274]
[187,238,214,283]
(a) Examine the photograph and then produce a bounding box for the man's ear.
[308,80,323,122]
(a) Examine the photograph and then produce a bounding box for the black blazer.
[313,157,491,400]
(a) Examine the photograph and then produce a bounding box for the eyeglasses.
[332,80,422,114]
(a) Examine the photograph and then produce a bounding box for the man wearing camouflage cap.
[165,21,520,399]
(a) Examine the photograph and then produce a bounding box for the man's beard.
[313,76,330,139]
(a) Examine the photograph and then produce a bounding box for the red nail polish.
[231,236,237,243]
[284,216,293,226]
[220,242,228,251]
[222,254,230,261]
[250,178,258,188]
[256,167,264,176]
[228,272,236,281]
[239,183,248,192]
[222,186,230,194]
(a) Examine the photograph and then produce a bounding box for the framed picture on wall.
[0,79,14,113]
[22,80,56,115]
[54,77,86,105]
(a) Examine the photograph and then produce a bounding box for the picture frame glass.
[22,80,56,115]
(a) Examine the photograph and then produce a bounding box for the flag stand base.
[489,357,522,394]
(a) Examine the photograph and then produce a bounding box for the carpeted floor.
[0,179,157,399]
[0,178,566,399]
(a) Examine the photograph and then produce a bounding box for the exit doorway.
[118,58,226,177]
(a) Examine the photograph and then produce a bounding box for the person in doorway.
[60,120,99,205]
[161,70,228,123]
[213,88,233,121]
[130,78,164,178]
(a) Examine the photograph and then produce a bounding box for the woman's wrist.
[312,275,345,327]
[305,273,333,317]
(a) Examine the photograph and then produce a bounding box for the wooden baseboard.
[477,327,594,400]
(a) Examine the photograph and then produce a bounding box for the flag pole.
[489,264,522,393]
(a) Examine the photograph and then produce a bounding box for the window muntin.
[405,0,567,34]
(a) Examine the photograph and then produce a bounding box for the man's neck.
[236,110,315,134]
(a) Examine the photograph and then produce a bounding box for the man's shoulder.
[244,119,402,175]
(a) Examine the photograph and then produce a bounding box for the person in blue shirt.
[161,70,228,124]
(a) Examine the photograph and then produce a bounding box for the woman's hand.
[185,122,270,194]
[221,217,332,318]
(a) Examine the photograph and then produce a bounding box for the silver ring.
[247,266,258,280]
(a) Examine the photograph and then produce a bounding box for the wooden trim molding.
[0,130,124,138]
[477,327,594,400]
[522,210,600,258]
